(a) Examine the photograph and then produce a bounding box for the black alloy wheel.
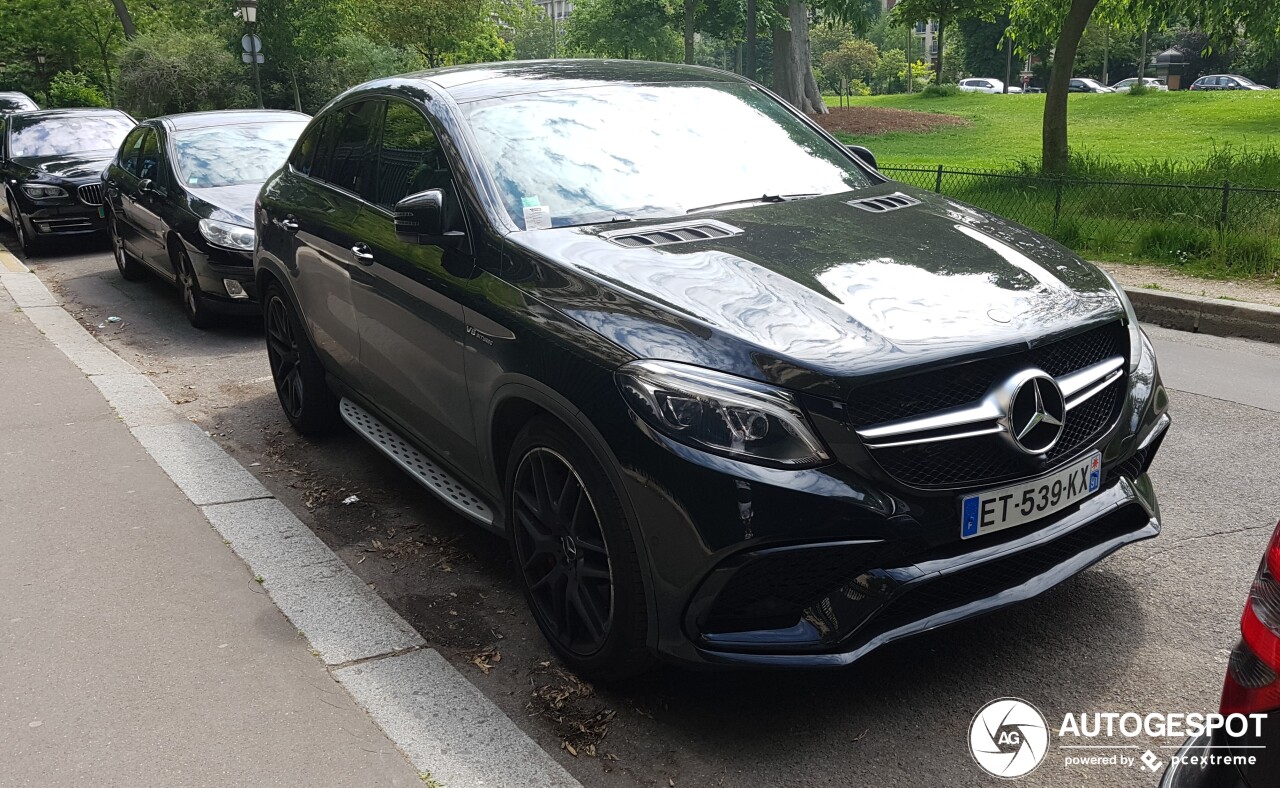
[507,418,652,680]
[263,282,337,435]
[8,198,38,257]
[108,212,145,281]
[512,446,615,656]
[177,249,214,329]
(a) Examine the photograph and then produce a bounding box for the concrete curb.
[1126,288,1280,344]
[0,246,582,788]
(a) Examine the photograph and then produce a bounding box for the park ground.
[821,90,1280,178]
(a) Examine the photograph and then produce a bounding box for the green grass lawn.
[826,91,1280,172]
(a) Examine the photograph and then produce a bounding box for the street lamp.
[236,0,264,109]
[35,50,46,66]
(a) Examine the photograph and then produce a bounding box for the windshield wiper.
[686,193,820,214]
[557,215,637,229]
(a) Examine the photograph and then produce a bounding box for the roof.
[154,109,310,131]
[397,59,748,104]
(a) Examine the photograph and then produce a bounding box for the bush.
[46,71,108,108]
[299,34,421,113]
[118,27,253,117]
[921,83,962,98]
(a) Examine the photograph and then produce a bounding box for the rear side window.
[290,117,328,177]
[118,127,148,177]
[313,100,383,201]
[376,101,449,210]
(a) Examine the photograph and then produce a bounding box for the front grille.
[871,503,1150,631]
[78,183,104,206]
[848,321,1125,429]
[852,322,1127,490]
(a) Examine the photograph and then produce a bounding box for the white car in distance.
[958,78,1022,94]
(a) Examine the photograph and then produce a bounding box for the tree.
[871,46,907,92]
[370,0,494,67]
[770,0,877,115]
[821,38,878,89]
[47,70,108,107]
[117,27,252,116]
[890,0,1001,83]
[563,0,681,60]
[1010,0,1280,174]
[110,0,137,40]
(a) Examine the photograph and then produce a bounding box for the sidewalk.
[0,284,422,786]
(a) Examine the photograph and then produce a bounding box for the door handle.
[351,243,375,265]
[273,216,300,234]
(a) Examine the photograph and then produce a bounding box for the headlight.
[198,219,256,251]
[21,184,67,199]
[616,360,831,469]
[1102,272,1145,374]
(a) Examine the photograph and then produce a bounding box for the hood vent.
[603,219,742,248]
[847,192,921,213]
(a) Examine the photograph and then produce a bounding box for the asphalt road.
[11,232,1280,788]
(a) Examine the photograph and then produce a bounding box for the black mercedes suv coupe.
[254,61,1170,679]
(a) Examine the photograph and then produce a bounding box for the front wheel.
[507,417,652,681]
[263,282,338,436]
[176,248,216,329]
[8,198,39,257]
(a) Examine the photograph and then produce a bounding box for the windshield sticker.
[523,204,551,230]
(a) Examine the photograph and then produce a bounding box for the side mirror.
[394,188,464,247]
[137,178,154,194]
[846,145,878,171]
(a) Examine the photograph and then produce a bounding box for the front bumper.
[597,331,1170,668]
[187,242,260,314]
[23,202,107,237]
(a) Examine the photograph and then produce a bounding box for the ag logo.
[969,698,1049,779]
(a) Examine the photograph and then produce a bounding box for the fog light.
[223,279,248,299]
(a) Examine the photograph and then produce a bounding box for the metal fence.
[879,165,1280,274]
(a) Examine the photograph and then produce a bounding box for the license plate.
[961,452,1101,539]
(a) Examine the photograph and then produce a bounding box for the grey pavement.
[0,285,424,787]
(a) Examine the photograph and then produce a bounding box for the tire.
[506,417,653,681]
[175,246,216,329]
[8,198,39,257]
[263,281,339,436]
[108,212,146,281]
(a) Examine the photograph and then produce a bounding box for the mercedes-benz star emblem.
[1005,372,1066,455]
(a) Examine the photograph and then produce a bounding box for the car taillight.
[1221,521,1280,715]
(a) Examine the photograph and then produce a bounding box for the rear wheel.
[176,247,216,329]
[263,281,338,436]
[507,417,652,681]
[109,212,146,281]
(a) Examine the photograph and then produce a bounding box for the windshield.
[462,82,872,230]
[172,121,307,188]
[9,113,133,158]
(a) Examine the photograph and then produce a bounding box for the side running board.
[339,398,494,526]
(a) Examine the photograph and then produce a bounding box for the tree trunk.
[684,0,695,65]
[110,0,137,40]
[1042,0,1100,174]
[1136,28,1148,80]
[772,0,825,114]
[934,17,945,84]
[290,69,302,112]
[745,0,757,80]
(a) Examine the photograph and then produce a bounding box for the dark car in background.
[0,108,134,255]
[255,61,1170,679]
[1190,74,1272,91]
[0,92,39,114]
[104,110,308,327]
[1069,77,1116,93]
[1160,519,1280,788]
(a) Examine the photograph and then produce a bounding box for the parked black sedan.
[104,110,308,327]
[1160,519,1280,788]
[256,61,1169,679]
[1,108,134,255]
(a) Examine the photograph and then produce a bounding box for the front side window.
[137,130,162,184]
[462,82,873,230]
[172,121,306,188]
[376,101,448,209]
[290,117,328,177]
[8,113,133,158]
[315,100,383,201]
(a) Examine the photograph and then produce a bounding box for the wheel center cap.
[560,535,578,562]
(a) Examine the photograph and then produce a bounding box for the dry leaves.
[527,663,616,758]
[465,646,502,675]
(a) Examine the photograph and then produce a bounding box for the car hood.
[187,183,261,226]
[509,187,1124,398]
[14,152,114,180]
